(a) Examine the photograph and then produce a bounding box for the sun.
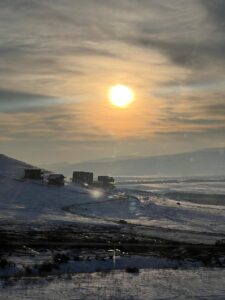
[109,85,134,108]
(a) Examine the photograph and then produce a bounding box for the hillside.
[0,153,225,245]
[0,154,34,178]
[0,154,93,226]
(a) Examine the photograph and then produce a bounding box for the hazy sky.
[0,0,225,164]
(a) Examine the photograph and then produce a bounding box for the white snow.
[0,154,33,178]
[1,155,225,298]
[1,269,225,300]
[0,154,225,244]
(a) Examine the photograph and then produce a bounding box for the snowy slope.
[0,154,34,178]
[0,154,98,226]
[0,155,225,244]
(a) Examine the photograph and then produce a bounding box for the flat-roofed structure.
[98,176,114,184]
[24,168,42,180]
[95,175,115,189]
[48,174,65,186]
[72,171,93,185]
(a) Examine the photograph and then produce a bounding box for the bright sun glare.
[109,85,134,108]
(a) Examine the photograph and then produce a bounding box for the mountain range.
[40,147,225,177]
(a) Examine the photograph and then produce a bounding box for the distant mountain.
[41,147,225,177]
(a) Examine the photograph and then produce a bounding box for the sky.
[0,0,225,165]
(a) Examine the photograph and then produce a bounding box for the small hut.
[98,176,114,185]
[24,168,42,180]
[95,176,115,189]
[72,171,93,185]
[48,174,65,186]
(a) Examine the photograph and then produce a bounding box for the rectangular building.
[24,168,42,180]
[72,171,93,184]
[98,176,114,184]
[48,174,65,186]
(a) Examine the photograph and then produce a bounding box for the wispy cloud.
[0,89,65,112]
[0,0,224,162]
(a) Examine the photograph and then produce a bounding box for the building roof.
[24,168,42,171]
[48,174,65,179]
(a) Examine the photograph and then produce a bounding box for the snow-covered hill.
[0,154,225,245]
[0,154,34,178]
[0,154,95,226]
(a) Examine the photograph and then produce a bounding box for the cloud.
[0,90,64,112]
[0,101,115,143]
[129,37,225,68]
[124,0,225,69]
[203,103,225,116]
[201,0,225,25]
[0,0,224,88]
[0,0,224,163]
